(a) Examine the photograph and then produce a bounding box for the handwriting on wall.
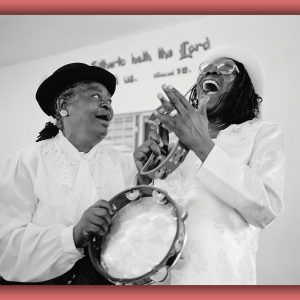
[91,37,210,84]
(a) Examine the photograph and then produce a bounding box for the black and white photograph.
[0,15,298,285]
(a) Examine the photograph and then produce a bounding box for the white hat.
[201,44,266,97]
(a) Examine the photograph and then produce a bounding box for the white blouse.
[153,119,285,285]
[0,130,137,282]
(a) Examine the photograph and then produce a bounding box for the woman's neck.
[208,121,228,139]
[62,130,98,153]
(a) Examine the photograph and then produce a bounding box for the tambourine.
[88,185,187,285]
[140,105,189,180]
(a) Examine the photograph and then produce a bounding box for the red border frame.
[0,1,299,299]
[1,286,300,300]
[0,0,299,14]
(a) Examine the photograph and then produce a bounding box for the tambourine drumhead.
[101,196,177,279]
[88,186,187,285]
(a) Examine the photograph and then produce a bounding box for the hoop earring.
[60,110,68,117]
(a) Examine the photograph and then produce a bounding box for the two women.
[0,44,285,285]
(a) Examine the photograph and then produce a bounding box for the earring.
[60,110,68,117]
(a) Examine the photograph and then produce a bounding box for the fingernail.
[168,85,173,90]
[159,140,163,147]
[162,84,168,89]
[110,204,117,215]
[157,93,163,99]
[154,110,159,116]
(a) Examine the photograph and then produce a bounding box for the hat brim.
[36,65,116,116]
[201,44,265,97]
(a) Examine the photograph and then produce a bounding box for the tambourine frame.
[88,185,187,285]
[140,105,189,180]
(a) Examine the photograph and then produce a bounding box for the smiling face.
[61,81,114,150]
[196,57,238,117]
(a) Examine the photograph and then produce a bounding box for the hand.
[133,130,163,184]
[154,84,215,162]
[73,200,115,248]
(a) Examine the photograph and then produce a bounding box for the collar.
[57,130,99,161]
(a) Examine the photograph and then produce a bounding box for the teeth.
[202,80,220,92]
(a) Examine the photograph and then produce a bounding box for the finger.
[149,130,165,149]
[93,208,112,224]
[148,122,159,134]
[92,200,114,215]
[134,141,161,171]
[166,85,192,111]
[134,150,149,165]
[140,139,161,156]
[154,110,176,132]
[198,95,210,115]
[148,130,161,145]
[157,93,177,115]
[134,148,152,171]
[88,219,109,236]
[135,160,144,172]
[161,84,186,114]
[149,122,158,132]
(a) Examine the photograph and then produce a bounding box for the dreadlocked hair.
[186,60,263,126]
[36,83,81,142]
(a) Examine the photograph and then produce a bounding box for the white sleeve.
[117,151,138,188]
[0,151,83,282]
[195,123,285,228]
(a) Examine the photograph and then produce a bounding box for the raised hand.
[133,130,162,184]
[154,84,215,162]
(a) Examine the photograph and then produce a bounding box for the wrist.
[136,173,153,185]
[73,224,83,249]
[193,139,215,162]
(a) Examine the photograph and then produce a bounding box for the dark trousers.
[0,248,113,285]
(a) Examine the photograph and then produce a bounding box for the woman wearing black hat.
[0,63,140,284]
[133,45,285,284]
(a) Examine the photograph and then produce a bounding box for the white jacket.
[154,119,285,285]
[0,131,136,282]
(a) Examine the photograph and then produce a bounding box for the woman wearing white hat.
[134,44,285,284]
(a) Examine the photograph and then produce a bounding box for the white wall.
[0,15,300,284]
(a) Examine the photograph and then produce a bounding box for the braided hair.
[36,83,81,142]
[186,60,262,125]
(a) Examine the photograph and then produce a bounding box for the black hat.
[36,63,116,116]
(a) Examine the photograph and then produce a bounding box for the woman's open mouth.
[95,113,111,126]
[202,79,220,94]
